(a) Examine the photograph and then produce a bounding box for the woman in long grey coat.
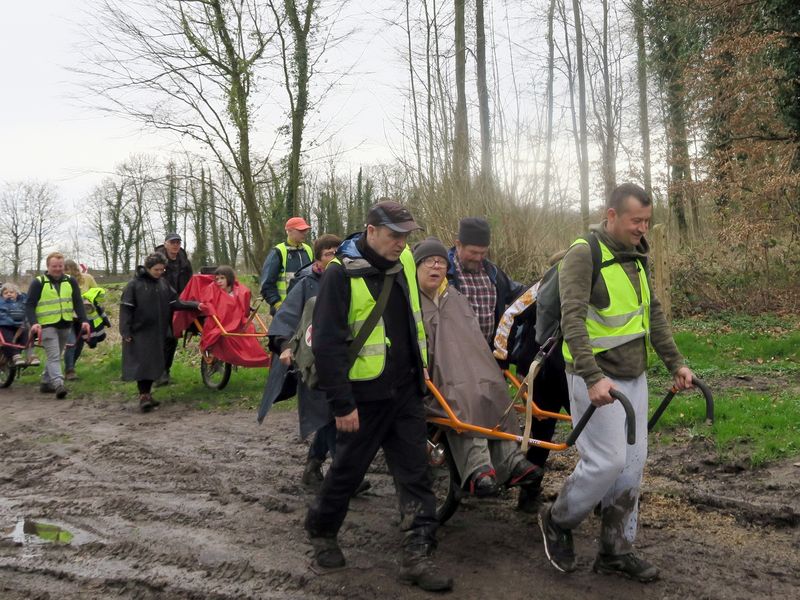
[414,237,543,498]
[120,253,203,412]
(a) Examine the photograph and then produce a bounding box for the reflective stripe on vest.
[334,247,428,381]
[275,242,314,302]
[562,238,650,363]
[35,276,74,325]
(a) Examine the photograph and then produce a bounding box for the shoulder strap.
[586,232,602,289]
[346,272,395,367]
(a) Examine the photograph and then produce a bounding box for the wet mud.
[1,389,798,599]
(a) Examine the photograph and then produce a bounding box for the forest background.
[1,0,798,317]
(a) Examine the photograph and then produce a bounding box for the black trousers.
[526,349,571,468]
[305,381,438,543]
[164,336,178,374]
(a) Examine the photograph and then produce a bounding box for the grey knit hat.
[412,237,449,265]
[458,217,491,246]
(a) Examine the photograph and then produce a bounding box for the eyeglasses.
[421,256,446,268]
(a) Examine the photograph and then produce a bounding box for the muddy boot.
[302,457,324,487]
[398,541,453,592]
[517,481,543,514]
[139,393,155,413]
[309,535,345,569]
[593,552,660,583]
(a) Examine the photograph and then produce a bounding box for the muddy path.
[1,388,798,600]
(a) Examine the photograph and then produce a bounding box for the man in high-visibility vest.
[259,217,313,314]
[26,252,91,399]
[305,200,452,592]
[538,183,694,583]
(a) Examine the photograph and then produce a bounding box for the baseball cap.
[285,217,311,231]
[366,200,423,233]
[164,232,182,242]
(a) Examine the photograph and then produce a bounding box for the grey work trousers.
[446,432,523,484]
[551,372,648,555]
[40,327,70,388]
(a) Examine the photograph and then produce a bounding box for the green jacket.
[559,223,684,387]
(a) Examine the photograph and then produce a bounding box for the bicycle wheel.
[427,426,461,524]
[0,357,16,389]
[200,354,232,390]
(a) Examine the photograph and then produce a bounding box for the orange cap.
[285,217,311,231]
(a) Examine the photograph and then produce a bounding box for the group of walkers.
[4,182,694,592]
[259,183,694,592]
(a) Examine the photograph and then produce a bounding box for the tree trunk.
[475,0,492,185]
[544,0,556,210]
[453,0,470,189]
[633,0,652,197]
[572,0,590,227]
[600,0,616,202]
[406,0,423,189]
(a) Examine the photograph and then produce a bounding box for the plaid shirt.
[453,255,497,343]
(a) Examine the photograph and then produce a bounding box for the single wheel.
[427,426,461,524]
[0,357,16,388]
[200,354,231,390]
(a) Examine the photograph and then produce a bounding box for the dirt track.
[1,388,798,600]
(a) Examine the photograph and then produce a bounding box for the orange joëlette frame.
[192,312,268,338]
[425,370,572,451]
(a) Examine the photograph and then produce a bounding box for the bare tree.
[26,182,61,272]
[0,183,37,278]
[572,0,591,227]
[81,0,277,267]
[475,0,492,185]
[453,0,469,188]
[632,0,652,197]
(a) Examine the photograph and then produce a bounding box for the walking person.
[62,259,98,381]
[538,183,694,582]
[120,253,205,412]
[257,234,344,487]
[26,253,90,399]
[153,232,194,386]
[446,217,525,345]
[304,200,452,592]
[259,217,313,314]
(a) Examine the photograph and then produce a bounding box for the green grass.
[646,314,800,465]
[12,312,800,467]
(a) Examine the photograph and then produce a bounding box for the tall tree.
[543,0,557,210]
[475,0,492,185]
[453,0,470,188]
[83,0,275,267]
[572,0,590,227]
[0,183,36,278]
[632,0,652,197]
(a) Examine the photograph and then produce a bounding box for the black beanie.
[458,217,491,246]
[412,237,449,265]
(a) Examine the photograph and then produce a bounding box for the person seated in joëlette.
[414,237,543,498]
[0,283,38,367]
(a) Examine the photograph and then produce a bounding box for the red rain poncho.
[173,274,270,368]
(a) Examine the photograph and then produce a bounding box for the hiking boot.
[40,382,55,394]
[508,458,545,487]
[466,466,498,497]
[538,505,576,573]
[517,481,543,514]
[139,393,155,413]
[64,369,77,381]
[398,543,453,592]
[12,354,25,367]
[301,457,324,487]
[593,552,660,583]
[27,356,41,367]
[55,385,68,399]
[309,536,346,569]
[154,372,171,387]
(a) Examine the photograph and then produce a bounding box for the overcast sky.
[0,0,422,209]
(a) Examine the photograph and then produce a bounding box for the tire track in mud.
[2,391,799,599]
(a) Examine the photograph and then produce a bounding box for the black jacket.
[312,233,425,417]
[154,245,193,296]
[119,267,198,381]
[446,247,525,339]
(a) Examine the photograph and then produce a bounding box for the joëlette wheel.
[200,355,232,390]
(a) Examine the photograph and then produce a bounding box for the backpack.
[533,233,603,346]
[534,232,651,346]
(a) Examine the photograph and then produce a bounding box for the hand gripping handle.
[566,389,636,447]
[648,376,714,431]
